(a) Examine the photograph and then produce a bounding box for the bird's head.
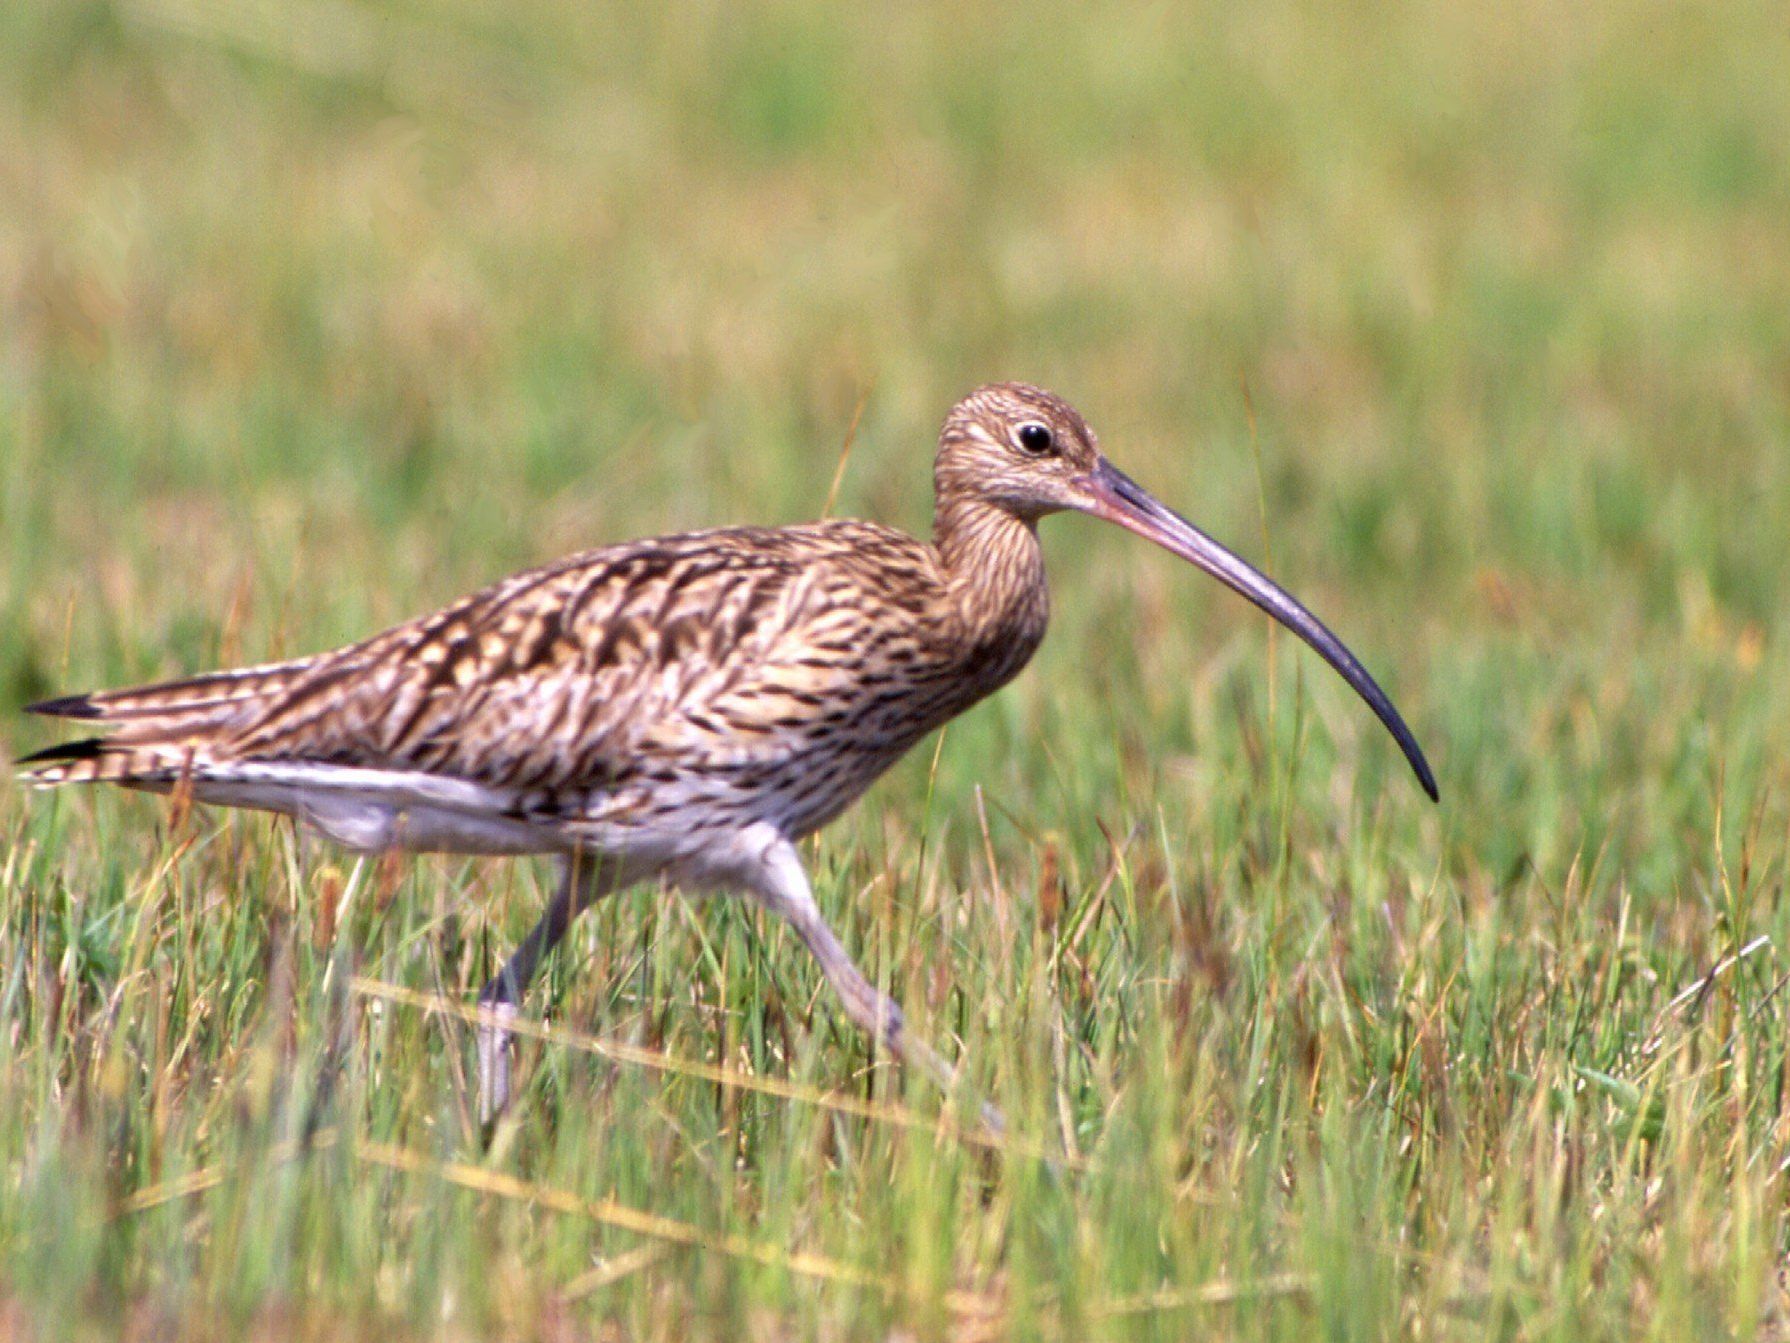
[936,382,1106,519]
[936,381,1439,802]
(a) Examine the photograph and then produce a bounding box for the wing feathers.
[17,741,196,787]
[24,694,105,720]
[18,658,322,786]
[17,520,948,812]
[15,737,105,766]
[26,659,319,723]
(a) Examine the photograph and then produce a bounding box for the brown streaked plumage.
[19,383,1436,1132]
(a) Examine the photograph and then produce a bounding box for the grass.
[2,0,1788,1336]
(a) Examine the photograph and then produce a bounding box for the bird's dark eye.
[1015,422,1054,455]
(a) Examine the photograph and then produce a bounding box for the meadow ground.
[2,1,1788,1337]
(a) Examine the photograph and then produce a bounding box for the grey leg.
[477,852,615,1123]
[747,835,1005,1136]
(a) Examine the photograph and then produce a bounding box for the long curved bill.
[1080,459,1438,802]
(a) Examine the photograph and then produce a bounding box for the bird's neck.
[932,495,1050,675]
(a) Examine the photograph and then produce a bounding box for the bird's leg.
[748,835,1005,1137]
[476,851,613,1123]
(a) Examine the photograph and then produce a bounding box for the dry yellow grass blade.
[1092,1271,1313,1317]
[557,1243,672,1303]
[821,382,874,519]
[112,1130,994,1313]
[357,1139,995,1316]
[110,1126,1301,1324]
[351,976,1079,1168]
[111,1131,341,1219]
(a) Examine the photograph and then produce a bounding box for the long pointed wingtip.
[24,694,101,720]
[15,738,106,767]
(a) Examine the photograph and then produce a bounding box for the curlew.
[19,383,1436,1130]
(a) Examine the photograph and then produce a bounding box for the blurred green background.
[2,1,1787,1338]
